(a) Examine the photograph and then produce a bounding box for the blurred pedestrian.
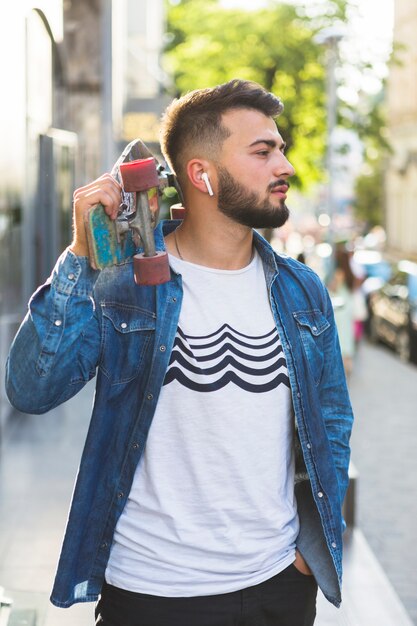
[328,246,356,377]
[349,248,368,345]
[6,79,353,626]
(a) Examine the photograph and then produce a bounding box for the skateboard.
[84,138,185,285]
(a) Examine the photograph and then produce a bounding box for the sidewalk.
[0,382,96,626]
[0,381,413,625]
[316,528,413,625]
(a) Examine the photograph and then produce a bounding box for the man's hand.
[293,549,313,576]
[69,174,123,257]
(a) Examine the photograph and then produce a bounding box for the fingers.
[70,173,123,257]
[73,173,122,221]
[293,550,313,576]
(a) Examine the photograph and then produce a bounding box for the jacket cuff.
[48,248,101,297]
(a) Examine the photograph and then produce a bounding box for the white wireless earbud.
[201,172,214,197]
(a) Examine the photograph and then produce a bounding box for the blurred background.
[0,0,416,624]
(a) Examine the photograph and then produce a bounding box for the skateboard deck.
[84,139,175,270]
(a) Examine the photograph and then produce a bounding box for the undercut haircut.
[159,79,284,186]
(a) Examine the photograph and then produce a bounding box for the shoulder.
[93,259,143,309]
[276,251,326,291]
[271,251,332,317]
[254,230,328,299]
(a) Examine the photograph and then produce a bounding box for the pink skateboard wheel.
[170,204,186,220]
[120,158,159,192]
[133,251,171,286]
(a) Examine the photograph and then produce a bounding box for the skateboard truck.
[120,157,170,286]
[84,138,185,286]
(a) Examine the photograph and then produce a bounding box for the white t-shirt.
[105,250,299,596]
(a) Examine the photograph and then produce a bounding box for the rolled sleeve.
[6,249,102,414]
[31,249,100,376]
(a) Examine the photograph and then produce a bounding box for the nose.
[273,151,295,179]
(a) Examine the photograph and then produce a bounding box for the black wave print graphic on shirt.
[163,324,290,393]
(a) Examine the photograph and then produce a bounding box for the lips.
[270,184,289,199]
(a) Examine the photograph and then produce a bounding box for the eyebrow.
[248,138,286,151]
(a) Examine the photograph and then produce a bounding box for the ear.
[186,159,215,196]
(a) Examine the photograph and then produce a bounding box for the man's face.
[214,108,295,229]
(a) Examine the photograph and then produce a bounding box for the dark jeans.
[95,564,318,626]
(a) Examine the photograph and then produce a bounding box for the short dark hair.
[160,79,284,185]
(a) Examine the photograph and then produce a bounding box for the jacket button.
[312,326,317,332]
[318,492,324,498]
[147,393,153,401]
[159,345,166,352]
[132,442,139,450]
[331,542,337,548]
[121,322,127,329]
[54,319,62,327]
[117,492,124,499]
[68,273,75,280]
[306,443,311,449]
[101,542,108,549]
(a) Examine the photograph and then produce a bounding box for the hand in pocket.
[293,549,313,576]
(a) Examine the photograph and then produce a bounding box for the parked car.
[352,249,393,335]
[352,249,392,297]
[368,260,417,364]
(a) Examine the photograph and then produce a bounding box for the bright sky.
[220,1,394,64]
[9,0,394,76]
[3,0,394,119]
[220,0,394,101]
[221,0,394,45]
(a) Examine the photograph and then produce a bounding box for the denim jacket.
[6,221,353,609]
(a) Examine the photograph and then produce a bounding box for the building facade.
[0,0,167,432]
[0,4,74,433]
[386,0,417,261]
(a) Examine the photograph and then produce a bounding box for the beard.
[216,165,290,229]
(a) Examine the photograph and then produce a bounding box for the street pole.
[101,0,115,172]
[325,37,339,244]
[315,25,344,275]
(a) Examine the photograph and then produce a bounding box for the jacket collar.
[157,219,280,282]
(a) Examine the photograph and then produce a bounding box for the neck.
[167,207,254,270]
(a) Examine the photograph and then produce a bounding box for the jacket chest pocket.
[101,303,156,384]
[293,310,330,386]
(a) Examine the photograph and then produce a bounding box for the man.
[6,79,353,626]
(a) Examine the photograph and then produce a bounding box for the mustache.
[268,179,290,192]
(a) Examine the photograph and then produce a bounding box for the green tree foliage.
[353,90,391,228]
[354,160,384,229]
[164,0,336,190]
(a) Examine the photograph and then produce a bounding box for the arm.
[6,251,101,413]
[5,174,123,414]
[319,288,354,504]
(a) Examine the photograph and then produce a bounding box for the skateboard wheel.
[170,204,186,220]
[133,251,171,286]
[120,158,159,192]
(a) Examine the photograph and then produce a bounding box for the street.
[348,339,417,624]
[0,339,416,625]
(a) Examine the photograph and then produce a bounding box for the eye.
[256,150,269,157]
